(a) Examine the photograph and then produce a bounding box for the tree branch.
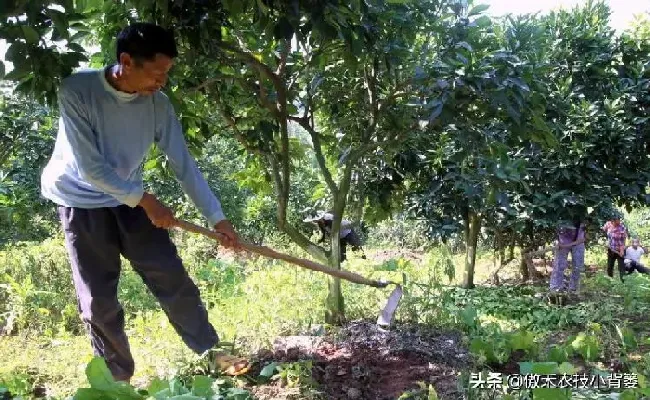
[217,41,284,95]
[364,59,380,141]
[265,151,327,262]
[276,39,290,77]
[282,223,329,262]
[213,99,264,156]
[288,115,339,196]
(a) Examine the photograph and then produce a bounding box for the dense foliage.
[1,0,649,306]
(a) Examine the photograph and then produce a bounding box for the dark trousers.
[625,260,650,275]
[58,205,218,381]
[339,231,366,262]
[607,248,626,281]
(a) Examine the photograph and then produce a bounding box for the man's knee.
[139,263,198,300]
[79,296,123,325]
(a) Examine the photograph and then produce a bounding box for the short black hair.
[116,22,178,63]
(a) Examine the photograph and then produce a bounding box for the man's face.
[120,53,173,95]
[612,218,620,226]
[633,239,640,249]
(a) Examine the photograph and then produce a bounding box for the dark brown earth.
[247,320,471,400]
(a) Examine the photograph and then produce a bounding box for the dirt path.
[249,320,470,400]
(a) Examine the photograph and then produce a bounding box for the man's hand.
[214,219,241,250]
[138,192,176,229]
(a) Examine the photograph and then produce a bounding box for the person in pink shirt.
[602,213,628,282]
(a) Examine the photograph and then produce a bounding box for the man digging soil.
[40,23,249,382]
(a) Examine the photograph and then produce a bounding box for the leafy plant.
[398,381,440,400]
[273,361,315,389]
[546,344,573,363]
[570,332,602,362]
[72,357,253,400]
[518,361,572,400]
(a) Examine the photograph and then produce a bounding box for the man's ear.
[119,52,134,72]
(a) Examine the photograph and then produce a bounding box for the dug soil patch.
[251,320,470,400]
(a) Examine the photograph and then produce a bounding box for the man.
[40,23,249,382]
[307,211,366,262]
[623,238,650,275]
[602,215,628,281]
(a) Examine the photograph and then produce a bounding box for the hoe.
[175,219,403,327]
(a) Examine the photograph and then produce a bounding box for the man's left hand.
[214,219,241,250]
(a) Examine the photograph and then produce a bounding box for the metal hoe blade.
[376,285,403,327]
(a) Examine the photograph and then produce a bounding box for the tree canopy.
[1,0,649,313]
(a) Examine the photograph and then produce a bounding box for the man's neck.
[105,65,136,94]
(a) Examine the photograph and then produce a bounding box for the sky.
[483,0,646,31]
[0,0,647,71]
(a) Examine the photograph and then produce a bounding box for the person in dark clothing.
[602,215,628,281]
[307,212,366,262]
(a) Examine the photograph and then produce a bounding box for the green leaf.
[190,376,214,397]
[72,388,112,400]
[223,0,244,15]
[571,332,600,361]
[68,43,86,53]
[107,382,143,400]
[468,4,489,16]
[226,387,250,397]
[21,25,40,44]
[260,362,279,378]
[168,378,189,396]
[546,345,569,363]
[146,378,168,396]
[619,389,637,400]
[75,0,103,12]
[460,305,477,329]
[519,361,557,375]
[85,357,115,391]
[151,389,172,400]
[427,384,439,400]
[532,388,570,400]
[616,325,638,350]
[557,362,578,375]
[256,0,270,14]
[70,30,91,42]
[47,9,69,40]
[474,16,492,28]
[509,330,534,351]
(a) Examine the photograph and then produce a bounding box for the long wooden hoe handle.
[174,219,391,288]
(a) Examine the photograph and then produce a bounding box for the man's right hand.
[138,192,176,229]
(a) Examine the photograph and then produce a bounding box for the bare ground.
[246,320,471,400]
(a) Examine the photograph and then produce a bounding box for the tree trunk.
[352,170,365,224]
[463,210,481,289]
[508,240,515,262]
[323,165,354,325]
[491,229,503,284]
[519,254,530,281]
[520,242,531,282]
[324,239,345,325]
[521,221,537,281]
[494,229,504,269]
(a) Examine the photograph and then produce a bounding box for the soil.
[368,249,426,264]
[247,320,470,400]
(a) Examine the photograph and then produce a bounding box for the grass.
[4,232,650,399]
